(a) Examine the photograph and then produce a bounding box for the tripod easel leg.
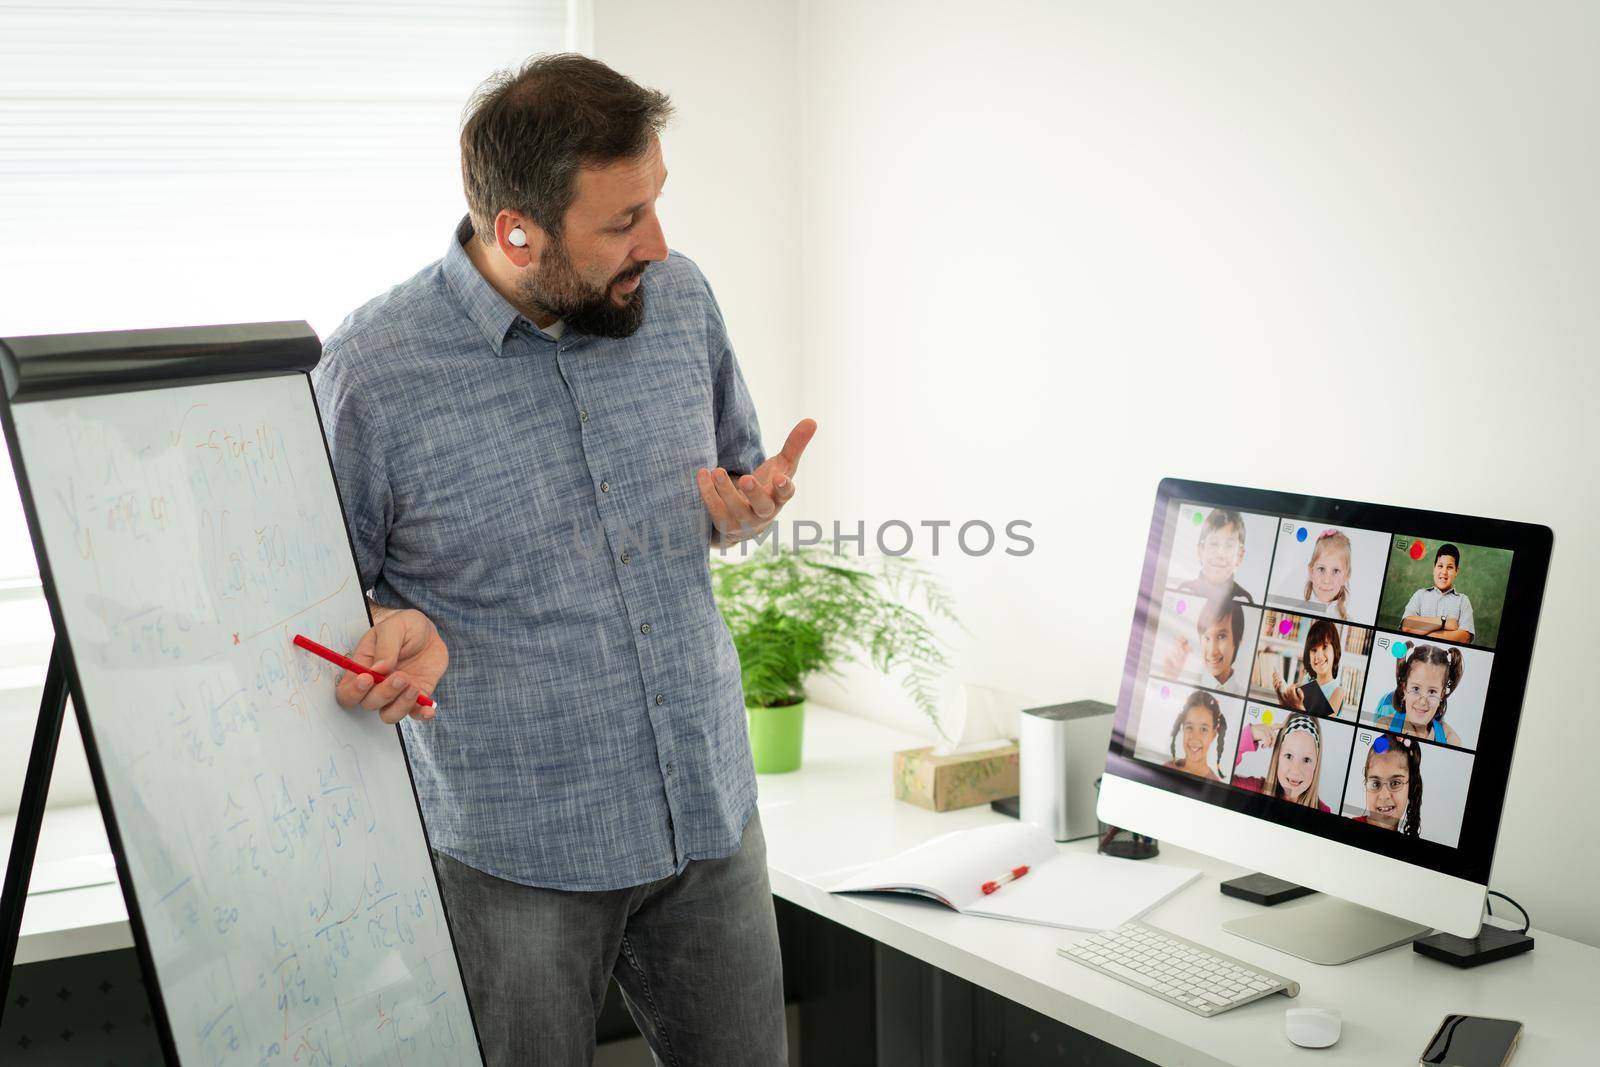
[0,643,71,1019]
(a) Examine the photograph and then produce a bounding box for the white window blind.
[1,1,583,815]
[0,0,577,583]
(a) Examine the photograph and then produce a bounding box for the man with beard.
[311,53,813,1065]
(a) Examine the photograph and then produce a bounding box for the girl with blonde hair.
[1304,529,1353,620]
[1235,714,1330,811]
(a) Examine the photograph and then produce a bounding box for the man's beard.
[517,238,649,339]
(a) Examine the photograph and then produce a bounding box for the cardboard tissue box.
[893,742,1020,812]
[893,681,1022,811]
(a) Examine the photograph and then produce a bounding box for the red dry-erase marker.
[980,865,1030,896]
[292,633,436,709]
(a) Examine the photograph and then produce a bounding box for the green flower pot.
[747,700,805,774]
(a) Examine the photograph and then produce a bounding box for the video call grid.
[1149,607,1491,758]
[1128,500,1507,847]
[1154,503,1497,754]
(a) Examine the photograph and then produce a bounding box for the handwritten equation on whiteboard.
[15,376,481,1066]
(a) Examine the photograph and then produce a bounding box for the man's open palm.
[697,418,817,546]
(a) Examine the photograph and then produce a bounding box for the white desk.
[10,706,1598,1064]
[758,705,1597,1066]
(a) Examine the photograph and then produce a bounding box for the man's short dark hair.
[460,53,674,246]
[1435,544,1461,565]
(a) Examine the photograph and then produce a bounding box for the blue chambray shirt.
[311,218,764,891]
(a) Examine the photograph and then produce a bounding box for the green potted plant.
[711,544,959,773]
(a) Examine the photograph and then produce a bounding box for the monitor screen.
[1108,480,1552,886]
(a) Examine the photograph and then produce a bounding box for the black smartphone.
[1419,1015,1523,1066]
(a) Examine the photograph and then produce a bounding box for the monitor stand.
[1222,896,1431,965]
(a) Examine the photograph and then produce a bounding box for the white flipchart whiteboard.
[4,332,482,1066]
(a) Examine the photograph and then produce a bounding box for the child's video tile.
[1164,504,1276,606]
[1231,703,1356,814]
[1150,590,1261,699]
[1342,728,1474,849]
[1264,521,1389,626]
[1359,634,1493,751]
[1131,680,1247,786]
[1375,535,1513,649]
[1248,609,1373,720]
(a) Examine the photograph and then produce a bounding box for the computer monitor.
[1098,479,1552,962]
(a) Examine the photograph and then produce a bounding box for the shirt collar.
[443,215,545,355]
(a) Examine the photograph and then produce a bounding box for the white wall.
[593,0,806,445]
[795,0,1599,945]
[601,1,1600,945]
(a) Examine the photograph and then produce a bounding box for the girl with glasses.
[1375,643,1463,746]
[1352,734,1423,837]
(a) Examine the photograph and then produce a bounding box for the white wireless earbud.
[508,227,527,248]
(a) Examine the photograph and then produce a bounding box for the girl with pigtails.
[1354,734,1423,836]
[1163,690,1229,781]
[1375,643,1464,746]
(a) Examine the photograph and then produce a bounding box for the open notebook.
[830,822,1200,931]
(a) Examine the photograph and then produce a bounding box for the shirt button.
[600,480,610,493]
[620,551,631,565]
[640,622,651,635]
[655,693,664,706]
[579,409,589,422]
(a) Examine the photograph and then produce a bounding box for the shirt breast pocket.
[632,335,719,456]
[619,352,718,553]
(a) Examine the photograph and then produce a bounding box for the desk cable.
[1486,890,1530,934]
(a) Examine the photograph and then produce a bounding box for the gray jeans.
[432,811,787,1066]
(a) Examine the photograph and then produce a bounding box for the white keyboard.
[1059,922,1300,1017]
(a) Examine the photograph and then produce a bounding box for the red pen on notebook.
[981,865,1030,896]
[292,633,437,709]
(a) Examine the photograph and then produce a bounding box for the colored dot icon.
[1161,685,1171,699]
[1278,618,1293,635]
[1261,711,1274,725]
[1373,735,1390,754]
[1176,599,1187,615]
[1193,511,1204,526]
[1409,540,1426,561]
[1391,641,1408,658]
[1296,527,1308,542]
